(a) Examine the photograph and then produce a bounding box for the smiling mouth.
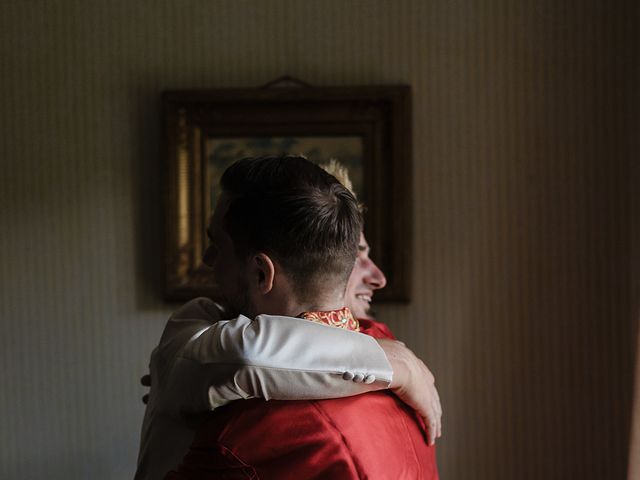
[355,294,372,304]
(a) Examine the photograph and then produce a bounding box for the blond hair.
[320,159,356,198]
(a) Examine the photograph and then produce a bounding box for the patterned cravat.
[298,307,360,332]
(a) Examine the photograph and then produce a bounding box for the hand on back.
[377,339,442,446]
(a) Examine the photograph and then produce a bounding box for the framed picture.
[163,84,412,302]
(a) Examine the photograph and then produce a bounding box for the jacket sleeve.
[156,298,393,412]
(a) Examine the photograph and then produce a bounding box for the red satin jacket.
[166,319,439,479]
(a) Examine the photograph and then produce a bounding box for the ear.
[250,253,276,294]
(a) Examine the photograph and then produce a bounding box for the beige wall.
[0,1,635,478]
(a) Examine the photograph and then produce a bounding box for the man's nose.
[365,260,387,289]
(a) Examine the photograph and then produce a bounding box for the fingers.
[429,420,437,446]
[429,409,441,445]
[414,393,440,446]
[434,407,441,440]
[434,387,442,439]
[424,366,442,441]
[382,340,443,446]
[423,384,442,445]
[432,385,442,440]
[419,412,438,446]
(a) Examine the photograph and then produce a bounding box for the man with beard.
[153,155,439,479]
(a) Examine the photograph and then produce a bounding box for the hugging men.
[136,156,440,479]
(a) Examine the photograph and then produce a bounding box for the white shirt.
[134,297,393,480]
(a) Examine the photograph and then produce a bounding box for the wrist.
[377,339,410,390]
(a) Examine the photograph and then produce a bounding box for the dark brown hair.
[220,155,362,297]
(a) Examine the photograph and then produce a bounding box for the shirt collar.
[298,307,360,332]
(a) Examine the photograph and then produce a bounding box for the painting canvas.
[205,136,364,218]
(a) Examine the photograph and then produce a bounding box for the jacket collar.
[298,307,360,332]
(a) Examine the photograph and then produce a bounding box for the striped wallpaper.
[628,69,640,480]
[0,1,635,479]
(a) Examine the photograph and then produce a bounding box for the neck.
[297,299,345,315]
[279,294,346,317]
[254,287,347,318]
[248,270,348,318]
[293,280,349,315]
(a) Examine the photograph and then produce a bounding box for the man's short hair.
[220,155,363,297]
[320,159,366,214]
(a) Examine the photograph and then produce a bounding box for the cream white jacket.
[135,297,393,480]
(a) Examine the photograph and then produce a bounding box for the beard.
[217,274,251,319]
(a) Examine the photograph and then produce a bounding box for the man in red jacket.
[166,155,439,479]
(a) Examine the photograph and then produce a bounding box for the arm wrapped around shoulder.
[172,313,393,410]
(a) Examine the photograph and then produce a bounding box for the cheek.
[346,264,365,292]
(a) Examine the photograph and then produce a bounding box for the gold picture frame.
[163,84,412,302]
